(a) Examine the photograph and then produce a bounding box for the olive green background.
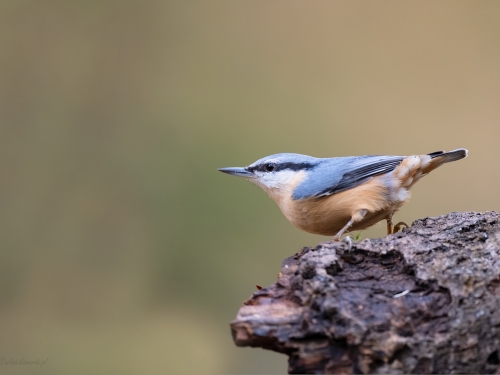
[0,1,499,374]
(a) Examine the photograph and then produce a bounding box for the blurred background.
[0,1,499,373]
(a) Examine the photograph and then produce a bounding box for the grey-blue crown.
[247,153,320,173]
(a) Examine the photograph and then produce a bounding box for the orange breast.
[281,175,397,236]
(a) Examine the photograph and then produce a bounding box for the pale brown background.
[0,1,499,374]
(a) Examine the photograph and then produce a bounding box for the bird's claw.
[333,235,353,251]
[343,236,352,251]
[393,221,409,233]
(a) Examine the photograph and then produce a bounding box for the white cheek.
[256,170,296,190]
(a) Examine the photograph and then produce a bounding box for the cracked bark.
[230,211,500,374]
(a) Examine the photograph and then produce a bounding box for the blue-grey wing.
[292,155,405,200]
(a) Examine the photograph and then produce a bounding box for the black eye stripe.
[248,162,315,173]
[277,162,315,171]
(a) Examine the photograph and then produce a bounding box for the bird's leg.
[332,218,354,242]
[393,222,409,233]
[333,209,367,242]
[386,216,394,235]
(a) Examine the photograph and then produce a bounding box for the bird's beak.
[218,167,254,177]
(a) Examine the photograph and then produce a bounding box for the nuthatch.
[219,149,468,241]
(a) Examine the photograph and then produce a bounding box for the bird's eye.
[265,163,275,172]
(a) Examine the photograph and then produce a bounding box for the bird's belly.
[282,175,405,236]
[292,203,394,236]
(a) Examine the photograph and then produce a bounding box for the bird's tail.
[428,148,468,163]
[395,148,468,190]
[416,148,468,177]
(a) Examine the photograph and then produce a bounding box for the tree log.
[231,212,500,374]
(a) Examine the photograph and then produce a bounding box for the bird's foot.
[343,236,352,251]
[387,217,409,235]
[333,235,353,251]
[393,221,409,233]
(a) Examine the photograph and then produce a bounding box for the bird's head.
[218,153,319,197]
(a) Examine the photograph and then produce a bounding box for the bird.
[218,148,468,242]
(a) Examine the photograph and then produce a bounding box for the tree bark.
[230,212,500,374]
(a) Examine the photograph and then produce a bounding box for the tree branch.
[231,212,500,374]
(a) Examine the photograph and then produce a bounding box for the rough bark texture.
[231,212,500,374]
